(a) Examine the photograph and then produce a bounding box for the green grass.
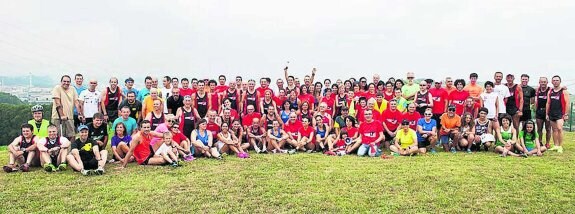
[1,134,574,213]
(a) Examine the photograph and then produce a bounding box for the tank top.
[250,126,263,136]
[106,87,120,110]
[264,115,274,130]
[134,133,152,164]
[289,98,299,111]
[209,92,219,111]
[536,87,550,110]
[415,91,430,114]
[180,107,195,138]
[316,125,326,138]
[262,99,273,115]
[474,119,490,136]
[151,112,164,130]
[271,128,282,138]
[219,131,232,142]
[549,88,564,117]
[20,135,35,149]
[44,137,61,150]
[506,84,519,113]
[299,110,310,121]
[280,110,290,123]
[245,90,258,112]
[196,92,208,118]
[497,126,513,145]
[195,129,209,146]
[226,90,239,110]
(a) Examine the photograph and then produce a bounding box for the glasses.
[425,113,432,116]
[448,109,455,112]
[407,77,414,79]
[420,85,427,87]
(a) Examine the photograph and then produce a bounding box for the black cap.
[125,77,134,83]
[401,119,410,125]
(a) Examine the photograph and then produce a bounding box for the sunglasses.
[448,109,456,112]
[425,113,432,116]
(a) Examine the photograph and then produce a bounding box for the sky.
[0,0,574,88]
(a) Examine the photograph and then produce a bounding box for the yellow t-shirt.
[396,128,417,149]
[143,96,163,117]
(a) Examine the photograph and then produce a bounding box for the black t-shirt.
[167,96,184,115]
[88,123,108,142]
[71,138,97,160]
[119,99,142,120]
[522,85,536,111]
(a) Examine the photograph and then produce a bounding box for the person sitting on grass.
[119,120,168,167]
[342,116,360,154]
[458,112,476,153]
[67,125,108,175]
[314,115,331,152]
[231,119,251,151]
[111,122,132,163]
[471,108,494,152]
[328,131,351,156]
[495,115,526,158]
[297,117,315,153]
[37,125,70,172]
[416,109,438,154]
[87,113,109,149]
[154,132,183,167]
[247,118,267,153]
[390,119,419,156]
[191,119,222,159]
[356,110,385,157]
[266,120,289,154]
[218,122,249,158]
[169,124,194,161]
[439,105,461,153]
[517,120,546,156]
[4,124,38,173]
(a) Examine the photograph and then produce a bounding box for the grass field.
[1,133,574,213]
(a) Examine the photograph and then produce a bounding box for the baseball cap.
[77,124,89,132]
[125,77,134,83]
[341,106,349,111]
[401,119,410,125]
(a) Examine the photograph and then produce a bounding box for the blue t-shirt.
[416,118,437,141]
[112,117,138,136]
[111,135,132,147]
[122,87,139,98]
[137,88,150,101]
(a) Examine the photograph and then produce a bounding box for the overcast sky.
[1,0,574,87]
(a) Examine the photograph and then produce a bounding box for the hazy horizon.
[1,1,574,87]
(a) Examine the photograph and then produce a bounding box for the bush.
[0,103,51,145]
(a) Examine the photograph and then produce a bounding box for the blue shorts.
[526,147,535,152]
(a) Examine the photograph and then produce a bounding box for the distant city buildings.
[0,85,53,104]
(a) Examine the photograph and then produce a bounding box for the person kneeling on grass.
[154,132,183,167]
[439,105,461,153]
[4,124,38,173]
[191,119,222,159]
[495,115,526,158]
[218,122,249,158]
[37,125,70,172]
[111,122,132,163]
[356,110,385,157]
[67,125,108,175]
[517,120,546,156]
[390,120,419,156]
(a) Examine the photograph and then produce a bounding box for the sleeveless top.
[280,110,290,123]
[497,126,513,146]
[180,107,195,138]
[415,91,430,114]
[289,98,299,111]
[226,90,239,110]
[549,89,564,118]
[474,119,490,136]
[151,112,164,131]
[195,129,210,146]
[44,137,61,150]
[245,90,258,112]
[262,99,273,115]
[196,92,208,118]
[250,126,263,136]
[20,135,35,149]
[506,84,519,113]
[106,87,120,110]
[536,87,550,110]
[316,125,326,138]
[271,128,282,139]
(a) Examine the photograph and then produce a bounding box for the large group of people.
[3,68,570,175]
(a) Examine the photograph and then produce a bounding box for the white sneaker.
[255,147,261,153]
[81,169,89,176]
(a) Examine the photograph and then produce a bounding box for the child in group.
[326,131,350,156]
[155,132,183,167]
[517,120,547,156]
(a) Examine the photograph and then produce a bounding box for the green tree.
[0,103,51,145]
[0,92,24,105]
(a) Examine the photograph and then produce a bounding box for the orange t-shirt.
[143,96,163,117]
[464,84,483,98]
[440,113,461,135]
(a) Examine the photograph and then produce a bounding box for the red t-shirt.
[383,92,394,101]
[298,125,315,141]
[283,121,302,139]
[321,96,336,116]
[382,109,402,131]
[358,120,383,144]
[180,88,193,98]
[402,112,422,130]
[171,132,188,145]
[241,112,262,127]
[357,109,382,124]
[298,94,315,107]
[429,87,448,114]
[209,92,220,111]
[256,87,274,97]
[215,85,229,94]
[448,90,469,115]
[206,122,221,140]
[341,126,358,138]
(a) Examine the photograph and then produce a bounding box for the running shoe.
[3,165,17,173]
[391,152,400,157]
[57,163,67,171]
[287,149,296,155]
[21,163,30,172]
[450,147,456,153]
[171,162,179,167]
[184,155,195,162]
[557,146,564,153]
[81,169,89,176]
[44,163,56,172]
[95,167,105,175]
[549,146,559,151]
[466,149,472,154]
[430,149,437,154]
[243,152,250,158]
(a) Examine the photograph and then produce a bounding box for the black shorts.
[74,114,81,127]
[432,114,442,129]
[82,158,99,170]
[506,107,518,116]
[384,130,397,142]
[549,113,563,122]
[520,109,532,121]
[141,145,155,165]
[535,109,546,120]
[418,138,431,148]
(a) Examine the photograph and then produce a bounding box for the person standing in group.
[546,75,570,153]
[493,72,511,120]
[463,73,483,106]
[520,74,536,126]
[414,80,433,115]
[402,72,419,104]
[73,73,86,127]
[429,79,448,132]
[160,76,173,114]
[101,77,123,123]
[121,77,138,99]
[112,106,138,136]
[137,76,153,101]
[51,75,80,141]
[193,80,210,119]
[167,88,184,115]
[78,79,101,125]
[142,88,162,119]
[480,81,500,130]
[505,74,524,129]
[534,77,552,148]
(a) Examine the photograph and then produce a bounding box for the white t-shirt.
[481,92,499,119]
[493,84,510,115]
[160,86,172,114]
[78,90,101,118]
